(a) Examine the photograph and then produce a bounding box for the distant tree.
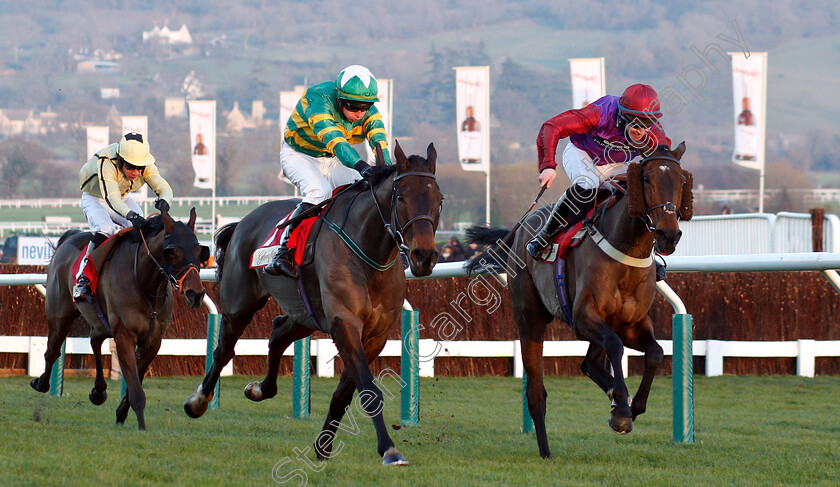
[0,138,49,198]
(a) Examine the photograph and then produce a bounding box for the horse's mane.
[54,228,84,250]
[214,221,239,288]
[119,214,167,244]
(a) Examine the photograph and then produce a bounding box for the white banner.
[85,126,109,159]
[121,116,149,199]
[455,66,490,173]
[16,236,55,265]
[188,100,216,190]
[278,91,298,135]
[365,78,393,162]
[730,52,767,171]
[569,58,605,109]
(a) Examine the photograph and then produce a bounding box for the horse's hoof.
[244,381,265,402]
[30,378,47,393]
[381,447,409,466]
[184,392,211,419]
[89,388,107,406]
[608,415,633,435]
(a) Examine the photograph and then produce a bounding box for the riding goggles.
[343,100,374,113]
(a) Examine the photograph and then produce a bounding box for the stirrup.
[72,277,93,303]
[264,247,297,278]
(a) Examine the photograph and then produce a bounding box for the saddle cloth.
[250,186,348,269]
[71,226,134,294]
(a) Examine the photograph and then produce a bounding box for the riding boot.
[264,202,315,278]
[527,184,597,259]
[72,232,107,303]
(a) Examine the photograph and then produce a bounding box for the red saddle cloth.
[553,219,587,261]
[70,232,121,293]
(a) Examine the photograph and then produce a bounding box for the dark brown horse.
[467,143,693,458]
[30,210,209,430]
[184,142,442,466]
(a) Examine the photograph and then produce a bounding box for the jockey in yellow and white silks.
[73,132,173,302]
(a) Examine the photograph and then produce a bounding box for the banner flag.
[121,116,150,199]
[730,52,767,171]
[188,100,216,190]
[455,66,490,173]
[85,126,109,160]
[569,58,605,109]
[365,78,393,162]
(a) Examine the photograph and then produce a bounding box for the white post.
[706,339,724,376]
[797,339,816,378]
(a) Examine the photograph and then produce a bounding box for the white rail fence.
[4,335,839,379]
[3,255,840,379]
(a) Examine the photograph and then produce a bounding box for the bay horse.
[184,142,442,466]
[466,143,693,458]
[30,209,209,430]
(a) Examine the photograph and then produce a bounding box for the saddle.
[70,225,137,301]
[540,179,626,264]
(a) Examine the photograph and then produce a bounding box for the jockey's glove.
[154,198,170,214]
[126,211,147,230]
[354,160,374,179]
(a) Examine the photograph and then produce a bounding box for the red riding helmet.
[618,84,662,125]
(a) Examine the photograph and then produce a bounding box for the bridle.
[138,228,202,295]
[637,154,684,233]
[369,171,440,254]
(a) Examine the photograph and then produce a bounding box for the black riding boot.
[527,184,596,259]
[264,202,315,278]
[72,232,108,303]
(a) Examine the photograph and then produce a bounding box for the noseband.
[638,155,683,233]
[370,171,438,254]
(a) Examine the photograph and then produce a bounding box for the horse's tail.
[54,228,84,250]
[214,222,239,286]
[464,225,512,274]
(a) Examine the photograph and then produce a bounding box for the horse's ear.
[678,170,694,221]
[374,143,386,167]
[626,162,645,219]
[163,211,174,233]
[188,207,197,231]
[426,143,436,173]
[394,139,408,171]
[672,141,687,161]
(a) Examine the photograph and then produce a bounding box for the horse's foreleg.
[114,330,146,430]
[185,305,263,418]
[580,343,614,394]
[116,332,162,424]
[314,370,356,460]
[575,316,633,434]
[88,334,109,405]
[30,316,76,393]
[245,315,311,402]
[622,318,663,421]
[520,337,551,459]
[330,317,406,466]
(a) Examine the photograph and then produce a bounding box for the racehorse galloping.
[184,142,442,466]
[30,210,209,430]
[467,143,693,458]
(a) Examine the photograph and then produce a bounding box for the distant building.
[101,88,120,99]
[225,100,272,133]
[165,97,186,118]
[77,60,121,73]
[143,24,193,45]
[0,108,61,135]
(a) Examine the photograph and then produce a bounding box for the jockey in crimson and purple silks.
[526,83,673,259]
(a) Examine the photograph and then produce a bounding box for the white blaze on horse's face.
[658,165,670,173]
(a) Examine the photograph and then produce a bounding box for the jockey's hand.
[354,160,373,179]
[154,198,170,214]
[539,168,556,189]
[127,211,147,231]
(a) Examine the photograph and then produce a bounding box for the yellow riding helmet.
[118,132,155,166]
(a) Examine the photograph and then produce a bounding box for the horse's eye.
[396,195,405,202]
[642,175,651,183]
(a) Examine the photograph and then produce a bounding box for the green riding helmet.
[335,65,379,102]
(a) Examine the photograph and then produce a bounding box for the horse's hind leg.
[88,333,109,405]
[621,317,663,421]
[314,369,356,460]
[30,315,77,393]
[330,317,406,466]
[244,315,312,402]
[185,299,267,418]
